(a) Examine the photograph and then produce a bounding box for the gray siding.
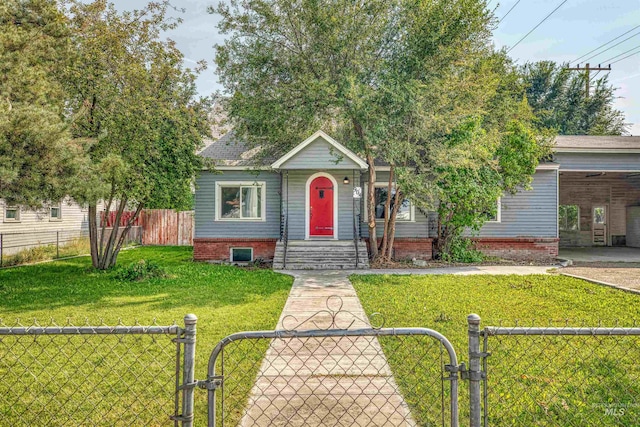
[280,137,362,170]
[0,198,101,255]
[194,170,281,238]
[283,170,358,240]
[359,171,431,239]
[555,152,640,171]
[477,170,558,238]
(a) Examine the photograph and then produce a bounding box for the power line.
[582,30,640,64]
[610,49,640,65]
[573,24,640,64]
[601,44,640,64]
[499,0,522,24]
[507,0,568,54]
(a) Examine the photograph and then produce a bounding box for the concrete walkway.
[559,247,640,263]
[240,265,554,426]
[240,271,415,426]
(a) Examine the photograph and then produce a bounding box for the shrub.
[441,237,484,263]
[115,259,167,281]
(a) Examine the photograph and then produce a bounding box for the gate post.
[468,314,482,427]
[182,314,198,427]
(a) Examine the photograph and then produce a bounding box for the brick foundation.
[392,238,434,260]
[471,237,559,261]
[362,238,434,261]
[193,238,277,262]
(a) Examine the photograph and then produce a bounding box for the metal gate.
[200,300,462,427]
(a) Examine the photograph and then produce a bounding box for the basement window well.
[230,247,253,263]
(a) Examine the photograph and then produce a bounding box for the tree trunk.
[366,153,378,260]
[385,188,402,260]
[88,204,99,269]
[110,204,143,266]
[379,166,394,260]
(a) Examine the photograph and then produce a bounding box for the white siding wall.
[0,198,97,255]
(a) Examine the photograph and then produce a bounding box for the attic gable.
[271,130,368,170]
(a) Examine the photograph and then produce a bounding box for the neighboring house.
[194,131,640,268]
[0,198,94,255]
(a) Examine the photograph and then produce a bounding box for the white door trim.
[305,172,338,240]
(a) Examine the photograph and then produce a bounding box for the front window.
[374,186,412,221]
[217,182,265,221]
[559,205,579,231]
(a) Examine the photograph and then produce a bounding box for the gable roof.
[199,133,640,169]
[271,130,368,170]
[555,135,640,152]
[199,132,273,167]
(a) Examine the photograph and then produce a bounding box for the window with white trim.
[367,184,414,222]
[4,206,20,222]
[50,204,62,220]
[216,182,266,221]
[559,205,579,231]
[230,247,253,262]
[484,198,501,223]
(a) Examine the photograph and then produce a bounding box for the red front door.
[309,176,334,237]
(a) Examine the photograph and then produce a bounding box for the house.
[193,131,640,268]
[0,198,94,256]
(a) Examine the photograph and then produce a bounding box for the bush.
[441,237,484,263]
[115,259,167,281]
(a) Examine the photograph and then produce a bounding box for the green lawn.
[351,274,640,426]
[0,246,292,426]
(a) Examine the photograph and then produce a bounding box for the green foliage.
[0,0,81,207]
[440,237,484,263]
[0,246,293,424]
[431,117,553,256]
[114,259,167,281]
[352,274,640,425]
[522,61,627,135]
[212,0,548,261]
[60,1,211,269]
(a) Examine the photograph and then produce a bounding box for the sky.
[111,0,640,135]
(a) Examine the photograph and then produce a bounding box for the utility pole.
[565,63,611,97]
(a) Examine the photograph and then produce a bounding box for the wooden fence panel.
[140,210,194,246]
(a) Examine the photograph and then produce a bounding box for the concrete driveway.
[559,247,640,263]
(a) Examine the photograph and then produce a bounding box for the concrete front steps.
[273,240,369,270]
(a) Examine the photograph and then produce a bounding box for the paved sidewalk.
[240,271,415,426]
[240,265,554,426]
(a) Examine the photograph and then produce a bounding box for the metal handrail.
[282,213,289,269]
[353,213,360,268]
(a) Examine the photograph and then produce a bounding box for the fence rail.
[472,319,640,427]
[0,316,195,427]
[0,227,142,267]
[1,308,638,426]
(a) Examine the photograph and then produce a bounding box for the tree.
[0,0,81,208]
[64,0,210,269]
[212,0,547,261]
[522,61,627,135]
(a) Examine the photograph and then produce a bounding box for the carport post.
[468,314,482,427]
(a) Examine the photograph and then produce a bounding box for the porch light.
[343,176,350,184]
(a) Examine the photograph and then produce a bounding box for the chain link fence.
[205,328,460,427]
[0,318,191,426]
[0,227,142,267]
[473,320,640,427]
[2,309,639,426]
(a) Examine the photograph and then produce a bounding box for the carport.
[555,136,640,251]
